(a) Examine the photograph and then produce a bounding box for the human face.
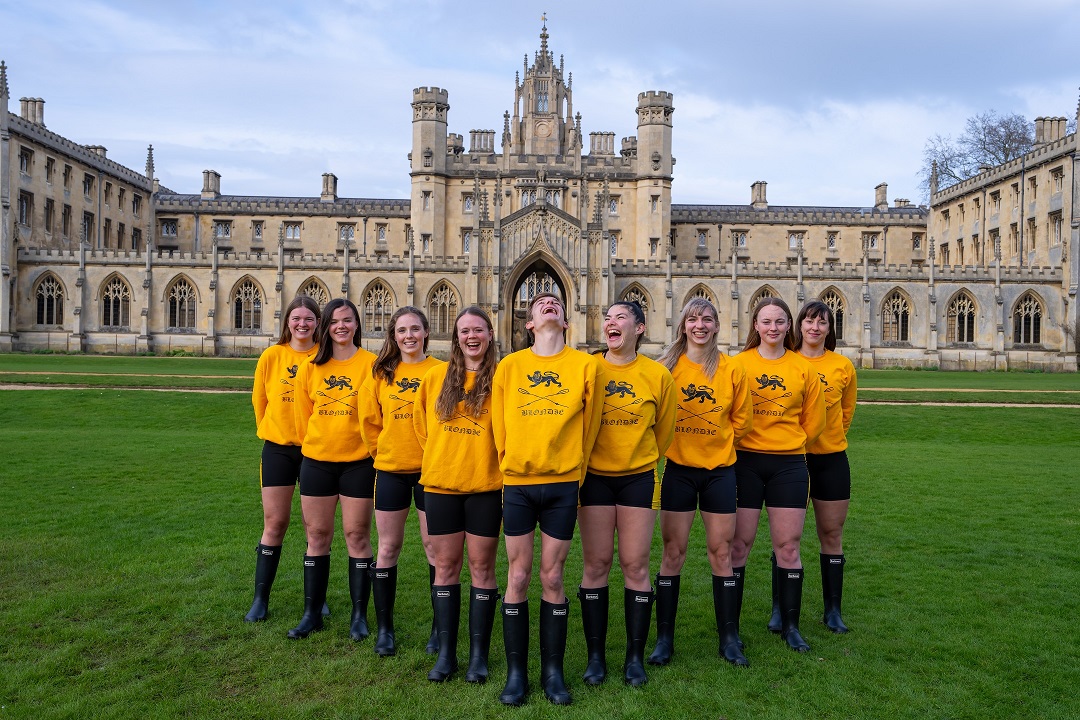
[456,313,492,368]
[328,305,357,348]
[395,313,428,360]
[684,309,718,348]
[755,305,790,349]
[604,305,643,355]
[527,295,566,329]
[288,306,317,345]
[800,313,829,351]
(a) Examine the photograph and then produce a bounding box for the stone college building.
[1,25,1077,369]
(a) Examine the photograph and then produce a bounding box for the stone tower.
[411,86,450,254]
[633,90,674,260]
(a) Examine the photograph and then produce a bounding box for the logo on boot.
[260,548,274,556]
[787,572,801,579]
[634,595,649,603]
[375,571,389,579]
[658,579,671,587]
[436,590,450,598]
[353,561,369,570]
[476,593,490,601]
[506,607,519,616]
[723,580,736,589]
[553,607,567,616]
[829,558,843,565]
[584,593,599,601]
[304,560,315,567]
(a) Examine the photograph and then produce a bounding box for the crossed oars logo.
[517,386,569,408]
[677,403,725,428]
[317,375,355,408]
[278,364,300,397]
[449,408,490,429]
[751,390,792,410]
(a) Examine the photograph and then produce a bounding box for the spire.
[145,144,155,180]
[539,15,549,58]
[930,160,939,196]
[0,60,8,101]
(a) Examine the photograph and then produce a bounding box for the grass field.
[1,357,1079,719]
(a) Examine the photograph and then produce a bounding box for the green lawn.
[1,378,1078,719]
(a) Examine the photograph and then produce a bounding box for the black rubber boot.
[821,553,850,634]
[778,567,811,653]
[465,587,499,684]
[498,600,530,706]
[372,564,398,656]
[428,584,461,682]
[623,588,653,686]
[540,599,572,705]
[286,555,330,639]
[322,601,331,617]
[647,574,680,666]
[578,586,608,686]
[712,575,749,667]
[425,564,440,655]
[767,553,782,633]
[348,556,372,641]
[244,543,281,622]
[732,565,746,649]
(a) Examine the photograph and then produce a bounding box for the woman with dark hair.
[790,300,857,634]
[245,295,321,623]
[359,306,444,657]
[288,297,378,640]
[578,301,675,686]
[731,297,825,654]
[413,306,502,683]
[648,297,753,668]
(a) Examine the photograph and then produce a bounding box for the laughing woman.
[359,306,445,657]
[731,297,825,653]
[413,307,503,683]
[245,295,320,623]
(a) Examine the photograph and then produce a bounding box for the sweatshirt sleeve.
[359,375,384,459]
[580,356,604,478]
[491,362,508,465]
[729,362,753,443]
[293,360,313,445]
[800,363,827,449]
[841,361,857,434]
[652,368,677,458]
[413,370,433,451]
[252,353,270,427]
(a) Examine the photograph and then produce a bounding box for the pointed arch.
[34,272,66,326]
[1012,291,1044,345]
[362,279,396,338]
[946,289,977,344]
[819,287,846,342]
[748,285,779,313]
[297,276,330,307]
[504,249,574,351]
[163,275,199,332]
[881,288,912,343]
[99,272,133,330]
[426,280,460,338]
[683,283,716,309]
[619,283,653,315]
[231,275,265,334]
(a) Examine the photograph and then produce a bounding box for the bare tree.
[919,111,1034,200]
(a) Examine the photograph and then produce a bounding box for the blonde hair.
[657,297,720,381]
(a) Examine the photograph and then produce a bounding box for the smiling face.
[755,304,791,349]
[604,304,645,354]
[456,312,492,367]
[800,311,830,350]
[525,293,567,332]
[684,307,719,349]
[394,312,428,359]
[328,305,358,348]
[287,305,318,344]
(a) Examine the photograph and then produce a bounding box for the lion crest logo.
[324,375,353,391]
[755,374,786,391]
[605,380,636,398]
[527,370,562,388]
[396,377,421,393]
[681,383,715,403]
[287,364,299,379]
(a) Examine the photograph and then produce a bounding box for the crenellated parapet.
[154,194,411,218]
[636,91,674,127]
[412,87,449,122]
[673,204,929,227]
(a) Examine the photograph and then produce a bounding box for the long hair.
[312,298,361,365]
[435,306,498,422]
[373,306,430,383]
[277,295,321,346]
[794,300,837,352]
[604,300,647,351]
[657,297,720,381]
[743,296,796,352]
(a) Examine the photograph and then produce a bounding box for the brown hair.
[743,297,796,352]
[435,306,498,422]
[794,300,837,352]
[524,292,566,346]
[604,301,647,351]
[277,295,321,346]
[312,298,361,365]
[373,306,430,383]
[657,297,720,380]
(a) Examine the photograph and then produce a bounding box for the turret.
[411,87,449,175]
[635,91,673,178]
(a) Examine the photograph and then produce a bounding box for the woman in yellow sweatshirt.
[413,306,502,683]
[288,298,378,640]
[794,300,857,635]
[359,306,445,657]
[245,295,319,623]
[649,297,753,669]
[578,301,675,687]
[731,297,825,654]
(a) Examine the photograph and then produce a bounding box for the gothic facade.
[2,27,1077,369]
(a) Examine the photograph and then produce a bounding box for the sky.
[2,0,1078,208]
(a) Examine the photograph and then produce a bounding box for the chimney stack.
[201,170,221,199]
[321,173,338,202]
[874,182,888,211]
[750,181,768,209]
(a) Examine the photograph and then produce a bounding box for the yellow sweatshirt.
[665,353,752,469]
[588,353,676,476]
[294,348,376,462]
[253,343,318,446]
[734,348,826,455]
[801,350,857,454]
[491,345,603,485]
[359,355,445,472]
[414,365,503,494]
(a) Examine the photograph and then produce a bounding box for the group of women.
[243,291,857,701]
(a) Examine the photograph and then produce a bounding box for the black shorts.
[503,482,578,541]
[424,490,503,537]
[580,469,659,510]
[807,451,851,502]
[374,471,426,512]
[299,456,376,499]
[260,441,303,488]
[660,461,736,514]
[734,451,809,510]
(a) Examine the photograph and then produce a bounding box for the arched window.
[882,291,910,343]
[685,284,715,307]
[427,281,459,338]
[947,292,976,344]
[1013,293,1042,344]
[364,281,395,336]
[621,286,650,314]
[168,278,197,331]
[35,274,64,326]
[748,286,777,313]
[517,271,561,309]
[298,278,329,307]
[233,279,263,333]
[101,276,132,329]
[821,289,845,341]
